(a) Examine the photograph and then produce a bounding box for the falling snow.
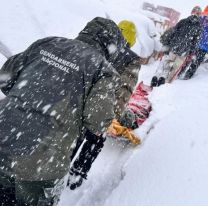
[17,80,28,89]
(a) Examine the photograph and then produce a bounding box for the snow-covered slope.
[1,1,208,206]
[59,61,208,206]
[102,63,208,206]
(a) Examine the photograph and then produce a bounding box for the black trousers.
[184,48,206,79]
[70,129,106,179]
[0,173,55,206]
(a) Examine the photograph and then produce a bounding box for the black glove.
[67,129,106,190]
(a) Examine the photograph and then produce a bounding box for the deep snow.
[0,1,208,206]
[58,61,208,206]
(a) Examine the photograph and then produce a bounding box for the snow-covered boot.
[67,169,83,190]
[183,67,197,80]
[151,76,158,87]
[157,77,165,86]
[67,130,106,190]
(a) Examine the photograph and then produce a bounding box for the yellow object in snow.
[118,20,137,47]
[107,119,141,145]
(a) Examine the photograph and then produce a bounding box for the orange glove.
[107,119,141,145]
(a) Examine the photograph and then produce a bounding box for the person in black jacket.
[151,8,202,86]
[183,6,208,79]
[0,17,140,205]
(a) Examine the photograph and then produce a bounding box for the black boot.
[67,169,83,190]
[151,76,158,87]
[183,67,197,80]
[67,129,106,190]
[157,77,165,86]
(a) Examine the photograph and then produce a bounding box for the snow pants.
[0,172,55,206]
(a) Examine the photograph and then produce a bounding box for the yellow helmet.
[118,20,137,47]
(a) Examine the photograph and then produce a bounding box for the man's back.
[169,15,202,55]
[0,36,114,181]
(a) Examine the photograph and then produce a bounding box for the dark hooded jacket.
[76,17,141,121]
[160,15,202,56]
[0,17,139,181]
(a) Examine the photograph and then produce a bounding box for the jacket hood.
[189,14,201,23]
[76,17,138,70]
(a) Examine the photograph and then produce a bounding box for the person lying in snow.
[150,6,202,87]
[107,81,152,144]
[0,17,142,205]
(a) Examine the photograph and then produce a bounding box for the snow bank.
[104,63,208,206]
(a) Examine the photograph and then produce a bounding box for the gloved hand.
[107,119,141,145]
[119,108,136,128]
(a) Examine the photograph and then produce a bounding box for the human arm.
[0,52,26,95]
[0,37,55,95]
[68,62,119,189]
[82,63,120,134]
[114,58,140,119]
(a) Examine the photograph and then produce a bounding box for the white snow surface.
[0,0,208,206]
[59,62,208,206]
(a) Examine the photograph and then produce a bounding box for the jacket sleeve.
[173,18,185,32]
[114,59,140,119]
[160,27,175,46]
[190,22,202,53]
[83,63,121,134]
[0,37,55,95]
[0,52,26,95]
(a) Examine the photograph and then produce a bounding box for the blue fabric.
[199,16,208,52]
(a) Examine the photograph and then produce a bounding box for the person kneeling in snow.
[182,6,208,79]
[0,17,141,205]
[68,19,142,190]
[151,6,202,87]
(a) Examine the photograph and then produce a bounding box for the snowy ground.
[59,61,208,206]
[1,1,208,206]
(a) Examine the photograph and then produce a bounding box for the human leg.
[68,129,106,190]
[151,52,176,86]
[184,49,206,79]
